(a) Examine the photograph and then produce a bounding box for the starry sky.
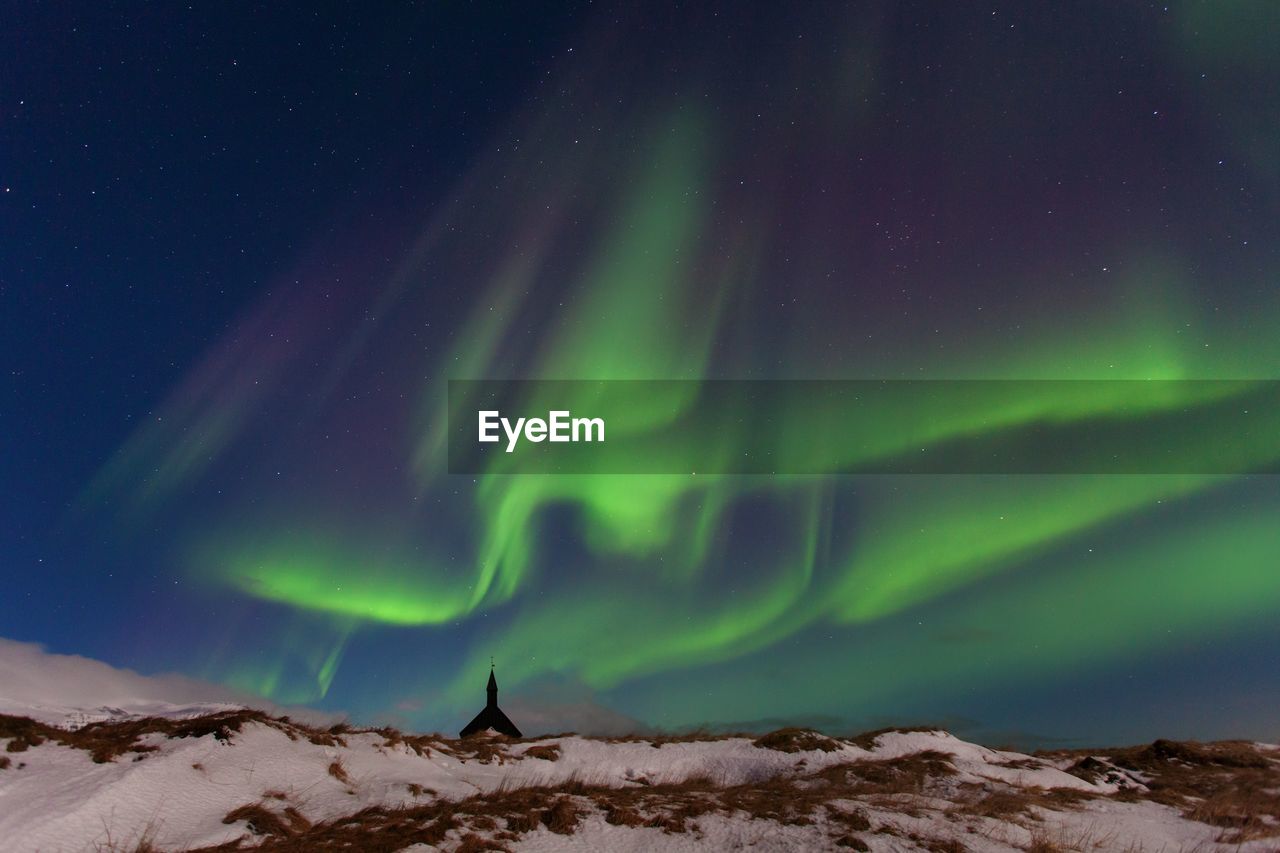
[3,2,1278,746]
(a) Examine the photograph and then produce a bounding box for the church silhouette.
[459,665,522,738]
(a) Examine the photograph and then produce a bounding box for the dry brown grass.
[1023,835,1062,853]
[184,745,971,850]
[602,802,646,826]
[949,782,1098,827]
[753,727,842,753]
[1186,788,1280,843]
[541,797,580,834]
[521,743,562,761]
[433,733,517,764]
[840,749,955,797]
[923,839,968,853]
[956,788,1040,820]
[196,781,598,851]
[326,759,350,785]
[1043,738,1280,843]
[376,727,436,756]
[993,756,1049,771]
[222,803,307,837]
[90,815,166,852]
[455,832,510,852]
[0,710,350,764]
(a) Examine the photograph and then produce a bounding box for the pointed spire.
[460,659,521,738]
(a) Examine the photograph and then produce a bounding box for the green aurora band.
[83,2,1280,728]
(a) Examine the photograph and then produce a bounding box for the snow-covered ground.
[0,699,246,730]
[0,703,1275,852]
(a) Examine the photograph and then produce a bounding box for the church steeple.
[459,661,522,738]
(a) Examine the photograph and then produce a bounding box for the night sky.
[3,2,1278,746]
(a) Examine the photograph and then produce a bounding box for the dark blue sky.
[2,0,587,635]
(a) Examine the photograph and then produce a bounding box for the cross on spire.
[460,659,522,738]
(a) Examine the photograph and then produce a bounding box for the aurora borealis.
[4,2,1279,745]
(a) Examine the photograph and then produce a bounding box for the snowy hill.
[0,707,1276,851]
[0,699,248,731]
